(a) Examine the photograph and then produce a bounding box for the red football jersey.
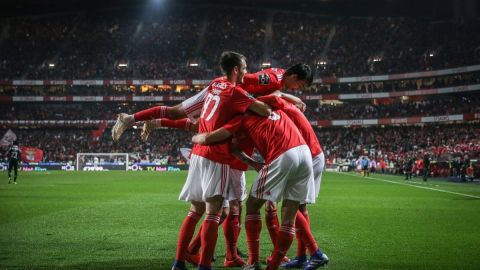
[192,77,256,164]
[257,96,323,157]
[224,109,306,164]
[241,68,285,96]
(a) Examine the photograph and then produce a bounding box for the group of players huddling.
[112,51,328,270]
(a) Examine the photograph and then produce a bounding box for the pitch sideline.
[333,171,480,199]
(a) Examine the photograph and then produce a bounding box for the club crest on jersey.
[258,74,270,85]
[268,111,281,121]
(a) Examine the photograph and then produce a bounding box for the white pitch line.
[334,172,480,199]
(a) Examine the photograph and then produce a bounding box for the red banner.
[21,146,44,162]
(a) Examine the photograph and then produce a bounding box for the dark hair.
[219,51,246,75]
[13,140,18,145]
[285,63,313,86]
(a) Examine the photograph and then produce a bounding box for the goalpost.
[76,153,129,171]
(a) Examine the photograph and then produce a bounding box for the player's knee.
[205,195,224,215]
[228,200,240,214]
[246,196,264,215]
[190,201,206,215]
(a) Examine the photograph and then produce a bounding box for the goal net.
[76,153,129,171]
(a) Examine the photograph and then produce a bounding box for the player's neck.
[226,75,237,86]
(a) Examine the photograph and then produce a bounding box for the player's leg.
[244,195,267,269]
[265,200,279,247]
[222,168,247,266]
[280,146,328,270]
[13,160,18,183]
[267,199,299,269]
[223,199,245,267]
[112,104,186,141]
[112,87,207,141]
[173,155,208,270]
[198,196,224,270]
[196,158,230,270]
[172,201,205,270]
[248,148,299,269]
[7,159,13,184]
[282,203,309,268]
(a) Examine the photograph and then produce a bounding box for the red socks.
[175,211,202,261]
[223,210,240,260]
[265,208,279,246]
[160,118,193,131]
[188,223,203,255]
[199,214,221,267]
[296,211,309,257]
[133,106,167,121]
[245,213,262,265]
[268,225,296,269]
[294,211,318,255]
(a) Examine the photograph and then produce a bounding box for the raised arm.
[272,90,306,112]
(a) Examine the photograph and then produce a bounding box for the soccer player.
[171,51,271,270]
[253,96,326,269]
[192,96,328,270]
[7,140,21,184]
[111,64,313,142]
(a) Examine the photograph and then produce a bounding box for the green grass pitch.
[1,170,480,269]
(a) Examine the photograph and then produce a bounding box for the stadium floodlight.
[318,60,327,65]
[189,62,199,67]
[48,63,55,68]
[429,53,434,57]
[118,63,128,67]
[76,153,129,171]
[261,62,271,67]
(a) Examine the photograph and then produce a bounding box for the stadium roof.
[1,0,478,19]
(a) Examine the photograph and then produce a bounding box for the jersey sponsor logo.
[258,74,270,85]
[212,82,227,90]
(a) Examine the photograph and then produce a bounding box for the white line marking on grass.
[334,172,480,199]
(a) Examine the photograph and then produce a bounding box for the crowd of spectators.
[1,123,478,166]
[1,7,479,80]
[0,128,192,164]
[318,123,480,163]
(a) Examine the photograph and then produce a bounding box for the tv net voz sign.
[0,162,75,172]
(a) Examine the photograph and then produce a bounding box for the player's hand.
[192,133,208,145]
[296,101,307,112]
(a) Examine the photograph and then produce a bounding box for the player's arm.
[231,147,264,172]
[246,100,271,117]
[192,115,243,145]
[192,128,232,145]
[273,90,306,112]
